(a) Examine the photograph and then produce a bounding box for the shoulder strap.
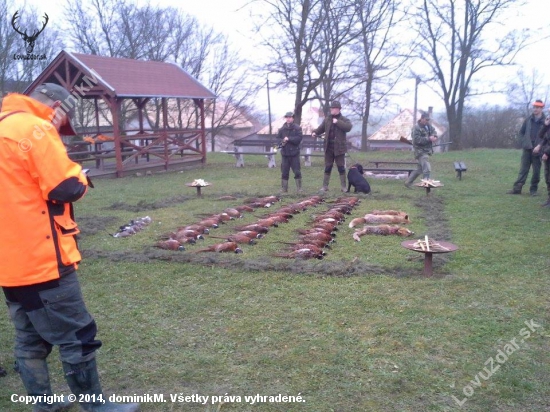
[0,110,25,122]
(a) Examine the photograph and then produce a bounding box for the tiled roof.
[368,109,447,141]
[68,52,216,99]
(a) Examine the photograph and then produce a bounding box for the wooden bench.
[363,160,418,177]
[454,161,467,180]
[224,138,351,167]
[367,160,417,168]
[221,146,278,168]
[363,168,416,177]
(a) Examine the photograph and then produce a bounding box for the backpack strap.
[0,110,25,122]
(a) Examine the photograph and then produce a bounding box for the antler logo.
[11,11,49,54]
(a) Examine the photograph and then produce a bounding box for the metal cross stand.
[186,179,211,198]
[402,237,458,277]
[414,179,443,196]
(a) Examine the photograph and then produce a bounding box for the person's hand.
[311,132,316,138]
[545,116,550,126]
[543,153,548,161]
[283,137,289,142]
[430,135,438,142]
[533,144,541,154]
[333,118,338,124]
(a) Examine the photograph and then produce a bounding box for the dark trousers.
[281,154,301,180]
[3,271,102,364]
[324,143,346,175]
[544,158,550,195]
[513,149,541,193]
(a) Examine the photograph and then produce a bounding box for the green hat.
[284,111,294,117]
[36,83,77,136]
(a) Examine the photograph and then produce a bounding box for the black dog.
[347,163,371,194]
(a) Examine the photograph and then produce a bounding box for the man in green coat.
[405,113,438,188]
[312,101,353,192]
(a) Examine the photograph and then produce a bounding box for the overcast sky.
[22,0,550,117]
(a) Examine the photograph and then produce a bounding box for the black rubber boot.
[15,358,74,412]
[339,174,347,192]
[281,179,289,193]
[319,173,330,193]
[63,359,139,411]
[295,178,303,193]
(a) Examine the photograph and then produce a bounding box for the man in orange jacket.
[0,84,139,411]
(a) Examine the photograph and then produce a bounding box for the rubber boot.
[405,170,420,189]
[15,358,74,412]
[295,178,303,193]
[281,179,289,193]
[319,173,330,193]
[506,184,522,194]
[542,196,550,207]
[339,174,347,192]
[63,359,139,411]
[423,173,430,180]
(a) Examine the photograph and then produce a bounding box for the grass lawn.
[1,149,548,411]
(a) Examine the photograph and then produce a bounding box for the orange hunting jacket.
[0,93,88,287]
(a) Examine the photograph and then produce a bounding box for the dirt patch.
[77,216,119,236]
[413,195,453,267]
[82,248,423,278]
[105,195,192,212]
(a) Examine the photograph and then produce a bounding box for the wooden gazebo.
[25,50,216,177]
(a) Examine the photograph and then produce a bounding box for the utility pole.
[413,76,421,126]
[267,76,272,136]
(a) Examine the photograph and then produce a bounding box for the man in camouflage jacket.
[405,112,438,188]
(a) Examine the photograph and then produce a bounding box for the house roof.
[25,50,216,100]
[368,109,447,141]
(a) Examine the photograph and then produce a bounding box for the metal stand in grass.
[414,179,444,196]
[186,180,211,198]
[402,236,458,277]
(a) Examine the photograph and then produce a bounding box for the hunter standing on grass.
[277,111,303,193]
[507,99,545,196]
[532,112,550,207]
[312,100,353,193]
[0,83,139,412]
[405,112,438,188]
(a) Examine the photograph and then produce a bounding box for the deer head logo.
[11,11,49,54]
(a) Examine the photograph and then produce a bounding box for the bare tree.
[0,0,20,95]
[461,105,520,148]
[0,2,63,95]
[252,0,360,124]
[507,68,550,117]
[412,0,530,149]
[201,38,261,151]
[65,0,260,150]
[346,0,408,151]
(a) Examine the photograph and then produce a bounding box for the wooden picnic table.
[368,160,417,168]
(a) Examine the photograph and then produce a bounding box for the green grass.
[1,149,548,411]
